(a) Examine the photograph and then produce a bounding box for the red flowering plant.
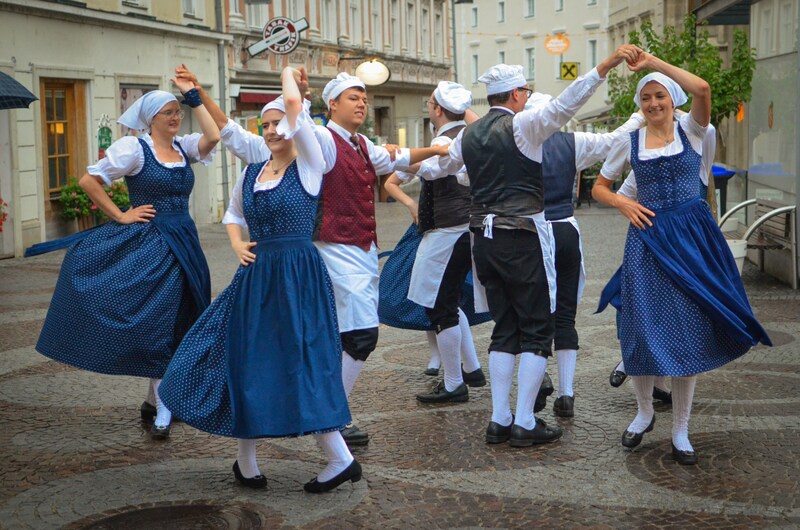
[0,196,8,232]
[59,179,131,222]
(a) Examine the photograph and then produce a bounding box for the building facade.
[0,0,228,258]
[453,0,610,123]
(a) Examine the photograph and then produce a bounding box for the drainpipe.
[215,0,230,211]
[450,0,458,82]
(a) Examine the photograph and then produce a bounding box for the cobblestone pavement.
[0,202,798,529]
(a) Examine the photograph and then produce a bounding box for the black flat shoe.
[341,424,369,446]
[149,423,171,440]
[423,367,440,376]
[509,418,562,447]
[140,401,156,424]
[462,367,487,387]
[233,461,267,489]
[671,443,698,465]
[485,415,514,444]
[609,368,628,388]
[653,387,673,404]
[304,459,362,493]
[553,395,574,418]
[621,416,655,449]
[534,373,555,413]
[416,381,469,403]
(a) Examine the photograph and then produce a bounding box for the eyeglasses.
[157,109,185,119]
[427,99,438,107]
[517,88,533,98]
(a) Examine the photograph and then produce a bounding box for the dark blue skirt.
[598,198,771,376]
[378,224,492,330]
[36,211,209,378]
[160,235,350,439]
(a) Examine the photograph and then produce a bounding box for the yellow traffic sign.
[560,62,578,80]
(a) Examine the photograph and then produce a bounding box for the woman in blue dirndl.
[36,79,219,440]
[159,67,358,493]
[594,53,771,465]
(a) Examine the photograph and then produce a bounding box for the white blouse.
[222,111,324,228]
[87,133,214,186]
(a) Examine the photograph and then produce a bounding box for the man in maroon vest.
[314,73,446,446]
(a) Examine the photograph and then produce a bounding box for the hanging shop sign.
[97,114,112,160]
[544,33,571,55]
[248,17,310,56]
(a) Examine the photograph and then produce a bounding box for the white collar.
[489,106,515,115]
[327,119,360,145]
[437,120,467,136]
[141,132,181,152]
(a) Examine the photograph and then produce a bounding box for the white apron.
[548,216,586,304]
[315,241,380,333]
[407,224,469,308]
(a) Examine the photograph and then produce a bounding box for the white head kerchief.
[523,92,554,112]
[634,72,688,109]
[260,96,312,117]
[117,90,178,131]
[433,81,472,113]
[322,73,366,109]
[479,64,527,96]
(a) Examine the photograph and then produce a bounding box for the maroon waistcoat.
[314,131,378,250]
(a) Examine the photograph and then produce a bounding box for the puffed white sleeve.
[599,134,632,182]
[86,136,144,186]
[616,170,638,199]
[221,168,248,228]
[438,128,465,175]
[277,110,324,195]
[176,133,216,165]
[220,119,271,165]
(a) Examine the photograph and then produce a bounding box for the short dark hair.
[487,89,513,106]
[433,96,466,121]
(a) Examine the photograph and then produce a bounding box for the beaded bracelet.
[182,88,202,108]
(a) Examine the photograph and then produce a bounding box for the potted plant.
[59,179,131,230]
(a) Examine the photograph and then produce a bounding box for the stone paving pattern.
[0,202,798,529]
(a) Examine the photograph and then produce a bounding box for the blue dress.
[159,160,351,439]
[36,138,211,378]
[378,224,492,330]
[598,125,771,376]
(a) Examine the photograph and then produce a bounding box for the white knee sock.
[457,308,481,373]
[436,326,464,391]
[313,431,354,482]
[489,351,515,426]
[426,331,440,370]
[150,378,172,428]
[654,376,670,392]
[514,353,547,430]
[671,375,697,451]
[555,349,576,397]
[236,439,261,478]
[627,375,655,433]
[341,355,364,398]
[615,359,626,373]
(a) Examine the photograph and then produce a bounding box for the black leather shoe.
[653,387,673,404]
[534,373,555,413]
[509,418,563,447]
[149,423,171,440]
[304,459,362,493]
[609,367,628,388]
[485,415,514,444]
[233,461,267,489]
[423,367,440,376]
[621,416,655,448]
[341,424,369,446]
[416,381,469,403]
[140,401,156,424]
[671,443,698,465]
[553,395,574,418]
[462,367,487,387]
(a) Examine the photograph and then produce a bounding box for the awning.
[693,0,753,26]
[236,87,281,104]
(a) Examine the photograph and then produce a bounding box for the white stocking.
[150,378,172,428]
[555,349,576,397]
[425,331,440,370]
[457,308,481,373]
[514,353,547,430]
[236,439,261,478]
[671,376,697,451]
[313,431,354,482]
[627,375,655,433]
[341,355,364,398]
[436,325,464,391]
[489,351,515,426]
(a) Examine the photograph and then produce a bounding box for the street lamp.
[339,57,391,86]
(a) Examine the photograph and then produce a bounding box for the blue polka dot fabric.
[613,125,771,377]
[36,139,210,378]
[160,160,351,438]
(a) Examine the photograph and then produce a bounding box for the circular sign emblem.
[544,33,571,55]
[263,17,301,55]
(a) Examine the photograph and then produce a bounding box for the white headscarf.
[633,72,688,109]
[117,90,178,131]
[322,73,366,109]
[478,64,527,96]
[260,96,312,117]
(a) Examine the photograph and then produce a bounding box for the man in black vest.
[439,45,641,447]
